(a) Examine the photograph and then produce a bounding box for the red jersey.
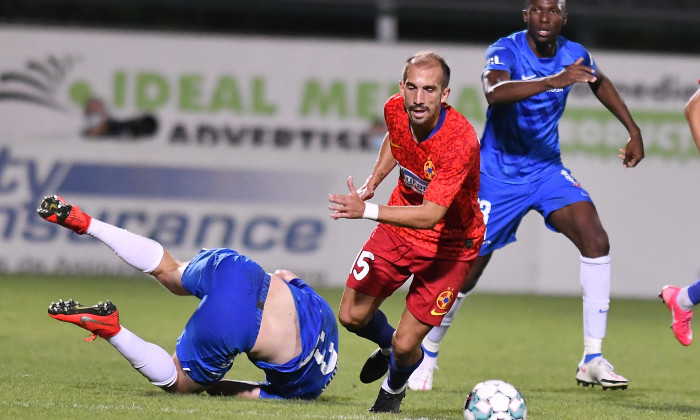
[382,93,484,259]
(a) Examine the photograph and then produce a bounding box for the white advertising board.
[1,26,699,298]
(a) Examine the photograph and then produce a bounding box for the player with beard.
[329,50,484,412]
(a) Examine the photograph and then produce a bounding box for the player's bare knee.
[151,262,189,296]
[391,335,421,360]
[337,308,368,331]
[163,374,206,395]
[579,230,609,257]
[161,381,187,394]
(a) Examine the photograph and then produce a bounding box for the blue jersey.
[480,30,597,183]
[255,277,338,399]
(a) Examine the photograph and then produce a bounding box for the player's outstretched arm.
[589,68,644,168]
[329,176,447,229]
[685,87,700,153]
[483,58,596,106]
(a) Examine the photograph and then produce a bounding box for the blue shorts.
[176,248,268,385]
[175,248,338,400]
[478,167,593,255]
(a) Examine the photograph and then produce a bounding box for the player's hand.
[356,177,375,201]
[549,58,597,88]
[619,133,644,168]
[329,176,367,220]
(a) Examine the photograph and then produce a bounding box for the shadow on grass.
[616,400,700,416]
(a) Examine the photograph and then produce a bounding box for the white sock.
[677,287,694,311]
[381,377,406,394]
[87,219,165,273]
[583,337,603,357]
[108,327,178,387]
[580,255,611,353]
[424,292,469,352]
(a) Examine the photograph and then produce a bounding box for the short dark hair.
[523,0,567,12]
[402,50,451,89]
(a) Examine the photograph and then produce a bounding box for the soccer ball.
[463,379,527,420]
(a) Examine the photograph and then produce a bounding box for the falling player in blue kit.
[408,0,644,392]
[39,195,338,400]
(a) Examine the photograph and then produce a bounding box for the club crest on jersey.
[436,289,454,311]
[423,159,435,180]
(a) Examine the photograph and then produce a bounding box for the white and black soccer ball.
[463,379,527,420]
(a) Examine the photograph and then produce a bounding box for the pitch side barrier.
[2,26,700,298]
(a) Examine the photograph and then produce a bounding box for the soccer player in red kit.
[328,50,484,413]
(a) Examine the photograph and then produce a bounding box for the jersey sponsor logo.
[399,165,428,195]
[423,158,435,180]
[431,288,454,316]
[521,74,537,80]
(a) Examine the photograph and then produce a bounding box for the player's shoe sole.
[575,356,628,390]
[360,348,391,384]
[49,299,121,341]
[37,195,92,234]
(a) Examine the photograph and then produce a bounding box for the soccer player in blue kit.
[38,195,338,400]
[408,0,644,392]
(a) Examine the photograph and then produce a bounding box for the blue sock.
[584,352,602,363]
[687,280,700,306]
[387,350,424,390]
[353,310,395,349]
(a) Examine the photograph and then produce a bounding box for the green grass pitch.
[1,274,699,419]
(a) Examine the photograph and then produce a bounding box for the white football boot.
[407,353,438,391]
[575,356,628,390]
